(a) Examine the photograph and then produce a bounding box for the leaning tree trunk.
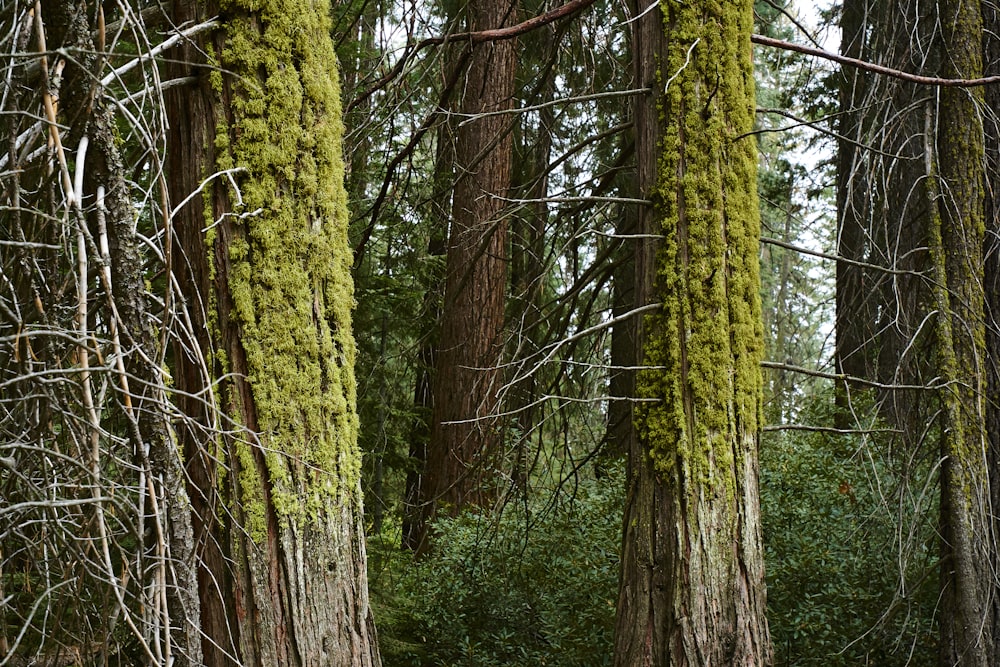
[164,0,380,664]
[613,0,771,665]
[929,2,991,664]
[414,0,518,552]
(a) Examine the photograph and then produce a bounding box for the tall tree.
[413,0,519,551]
[929,2,991,663]
[983,4,1000,662]
[834,0,938,441]
[164,0,380,662]
[834,0,870,425]
[613,0,771,663]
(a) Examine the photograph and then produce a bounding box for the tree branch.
[761,360,938,391]
[751,33,1000,87]
[347,0,595,113]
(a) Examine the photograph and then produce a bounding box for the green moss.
[209,0,361,537]
[635,0,763,492]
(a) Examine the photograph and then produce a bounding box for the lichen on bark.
[213,0,361,527]
[636,0,763,489]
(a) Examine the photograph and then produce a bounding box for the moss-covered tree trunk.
[164,0,380,664]
[982,5,1000,662]
[613,1,771,664]
[928,2,991,664]
[413,0,518,552]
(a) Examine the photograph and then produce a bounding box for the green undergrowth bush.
[761,392,938,666]
[368,468,623,667]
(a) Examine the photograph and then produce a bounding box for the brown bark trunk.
[613,1,771,664]
[414,0,518,552]
[835,0,870,415]
[981,6,1000,662]
[165,0,381,663]
[835,0,937,441]
[402,107,454,551]
[928,3,990,663]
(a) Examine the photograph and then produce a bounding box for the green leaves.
[369,470,622,666]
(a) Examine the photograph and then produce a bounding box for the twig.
[761,360,939,391]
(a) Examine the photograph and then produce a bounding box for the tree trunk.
[834,0,938,441]
[834,0,871,429]
[613,1,771,664]
[165,0,381,663]
[38,1,205,662]
[927,2,991,663]
[981,5,1000,662]
[414,0,518,552]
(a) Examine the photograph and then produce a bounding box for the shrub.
[370,470,622,667]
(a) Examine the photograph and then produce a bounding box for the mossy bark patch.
[614,1,771,663]
[636,0,763,489]
[214,0,361,528]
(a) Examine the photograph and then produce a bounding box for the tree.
[613,0,771,663]
[164,0,380,662]
[829,0,995,661]
[983,4,1000,662]
[834,0,938,442]
[928,2,991,663]
[413,0,519,551]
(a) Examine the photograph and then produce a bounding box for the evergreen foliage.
[369,470,623,666]
[761,392,938,665]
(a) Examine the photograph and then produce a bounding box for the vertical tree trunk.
[613,1,771,664]
[927,2,990,663]
[402,83,456,550]
[414,0,518,552]
[165,0,381,663]
[981,6,1000,662]
[834,0,938,443]
[834,0,871,428]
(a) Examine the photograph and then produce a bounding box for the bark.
[414,0,518,552]
[402,101,454,551]
[927,3,991,663]
[981,6,1000,662]
[604,201,638,464]
[165,0,380,663]
[835,0,937,440]
[835,0,872,419]
[613,1,771,664]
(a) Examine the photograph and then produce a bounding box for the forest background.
[1,0,997,664]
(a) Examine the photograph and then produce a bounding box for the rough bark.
[834,0,937,440]
[981,5,1000,662]
[613,1,771,664]
[927,3,990,664]
[414,0,518,552]
[402,98,454,551]
[835,0,871,416]
[165,0,380,663]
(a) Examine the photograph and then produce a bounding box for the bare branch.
[752,33,1000,87]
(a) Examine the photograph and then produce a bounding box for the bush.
[761,394,938,665]
[369,470,622,667]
